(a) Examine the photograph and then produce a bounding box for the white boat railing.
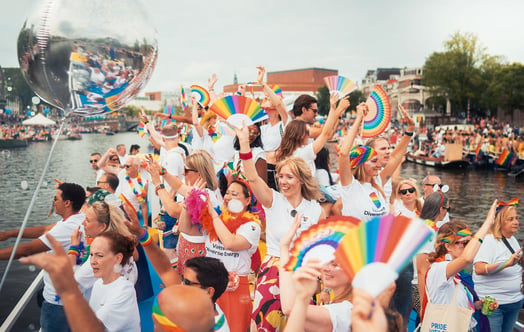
[0,270,44,332]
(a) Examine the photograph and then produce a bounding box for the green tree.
[423,31,502,117]
[486,63,524,119]
[316,86,363,117]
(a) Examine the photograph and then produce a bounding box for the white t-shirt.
[74,257,138,300]
[473,234,524,305]
[232,147,266,176]
[159,146,185,194]
[340,177,388,222]
[324,301,353,332]
[213,135,236,165]
[293,143,316,176]
[115,169,151,211]
[392,199,418,219]
[215,304,230,332]
[375,176,392,204]
[426,261,476,329]
[264,190,322,257]
[190,126,214,153]
[89,276,140,332]
[261,121,285,152]
[40,213,86,305]
[205,221,261,276]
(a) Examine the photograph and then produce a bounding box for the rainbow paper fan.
[334,215,432,282]
[137,121,148,138]
[190,85,211,107]
[363,85,391,138]
[271,84,283,97]
[324,75,357,98]
[209,95,267,128]
[284,216,361,271]
[180,85,188,108]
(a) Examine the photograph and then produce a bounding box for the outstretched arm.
[123,202,181,287]
[208,73,218,104]
[208,201,252,251]
[379,105,415,184]
[97,148,120,175]
[339,103,367,186]
[0,224,54,241]
[257,66,288,125]
[312,95,348,155]
[236,124,274,208]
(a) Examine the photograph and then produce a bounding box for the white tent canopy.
[22,114,56,126]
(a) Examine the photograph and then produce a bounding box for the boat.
[405,143,471,169]
[0,138,29,148]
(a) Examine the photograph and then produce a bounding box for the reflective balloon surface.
[17,0,158,116]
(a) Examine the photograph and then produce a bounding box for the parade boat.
[406,143,471,169]
[0,138,29,148]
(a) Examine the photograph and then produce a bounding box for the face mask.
[227,199,244,213]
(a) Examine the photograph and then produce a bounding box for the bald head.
[155,285,215,332]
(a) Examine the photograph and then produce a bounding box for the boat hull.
[0,139,29,148]
[406,154,471,169]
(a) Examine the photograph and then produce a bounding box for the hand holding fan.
[324,75,357,98]
[137,121,148,138]
[284,216,361,271]
[190,85,211,107]
[334,215,433,296]
[363,85,391,138]
[209,95,267,129]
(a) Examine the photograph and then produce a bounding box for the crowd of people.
[0,67,522,332]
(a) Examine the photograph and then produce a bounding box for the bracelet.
[155,183,165,195]
[68,249,80,256]
[404,131,414,137]
[473,236,483,244]
[160,167,167,175]
[239,151,253,160]
[485,263,489,275]
[138,228,153,247]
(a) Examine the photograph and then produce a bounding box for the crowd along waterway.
[0,132,522,330]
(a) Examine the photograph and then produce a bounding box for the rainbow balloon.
[209,95,266,128]
[363,85,391,138]
[271,84,283,97]
[324,75,357,98]
[284,216,361,271]
[180,85,188,108]
[334,215,433,281]
[190,85,211,107]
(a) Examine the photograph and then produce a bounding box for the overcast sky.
[1,0,523,95]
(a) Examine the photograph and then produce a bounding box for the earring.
[113,263,122,274]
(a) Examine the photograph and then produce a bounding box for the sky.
[1,0,524,96]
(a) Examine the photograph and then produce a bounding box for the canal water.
[0,132,522,330]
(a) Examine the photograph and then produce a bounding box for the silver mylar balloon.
[17,0,158,116]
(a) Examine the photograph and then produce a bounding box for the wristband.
[155,183,165,195]
[160,167,167,175]
[138,228,153,247]
[169,114,172,120]
[239,151,253,160]
[68,249,80,256]
[404,131,414,137]
[474,236,483,244]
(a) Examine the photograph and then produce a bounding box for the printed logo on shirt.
[369,192,382,209]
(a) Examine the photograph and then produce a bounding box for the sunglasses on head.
[184,167,197,174]
[399,187,416,195]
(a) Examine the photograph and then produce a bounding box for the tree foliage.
[423,31,504,117]
[317,85,363,117]
[486,63,524,116]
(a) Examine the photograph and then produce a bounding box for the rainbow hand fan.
[216,121,236,137]
[209,95,267,128]
[334,215,432,296]
[190,85,211,107]
[161,104,175,128]
[284,216,361,271]
[137,121,148,138]
[363,85,391,138]
[324,75,357,98]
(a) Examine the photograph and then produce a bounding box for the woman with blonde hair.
[473,199,523,332]
[236,124,325,332]
[392,178,422,218]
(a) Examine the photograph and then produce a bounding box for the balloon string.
[0,118,67,294]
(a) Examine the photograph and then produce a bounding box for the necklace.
[125,170,147,203]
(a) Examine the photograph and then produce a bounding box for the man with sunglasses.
[0,183,86,331]
[292,94,322,139]
[90,152,104,184]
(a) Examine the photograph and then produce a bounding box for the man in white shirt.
[0,183,86,332]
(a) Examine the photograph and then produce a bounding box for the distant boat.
[67,133,82,140]
[0,138,29,148]
[105,130,115,136]
[406,143,471,169]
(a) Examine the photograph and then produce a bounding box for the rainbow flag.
[474,144,482,162]
[495,149,514,168]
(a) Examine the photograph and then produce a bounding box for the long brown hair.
[428,221,468,263]
[353,162,386,201]
[275,157,322,201]
[275,120,309,163]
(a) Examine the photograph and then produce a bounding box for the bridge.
[74,115,139,132]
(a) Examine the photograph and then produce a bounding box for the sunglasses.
[423,183,442,188]
[124,165,133,169]
[184,167,197,174]
[399,187,416,195]
[89,159,99,164]
[309,107,318,113]
[181,277,201,287]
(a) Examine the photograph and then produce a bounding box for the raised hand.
[70,225,82,247]
[329,92,340,109]
[292,259,323,300]
[256,66,266,84]
[398,105,415,130]
[335,96,350,115]
[208,73,218,90]
[122,200,143,237]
